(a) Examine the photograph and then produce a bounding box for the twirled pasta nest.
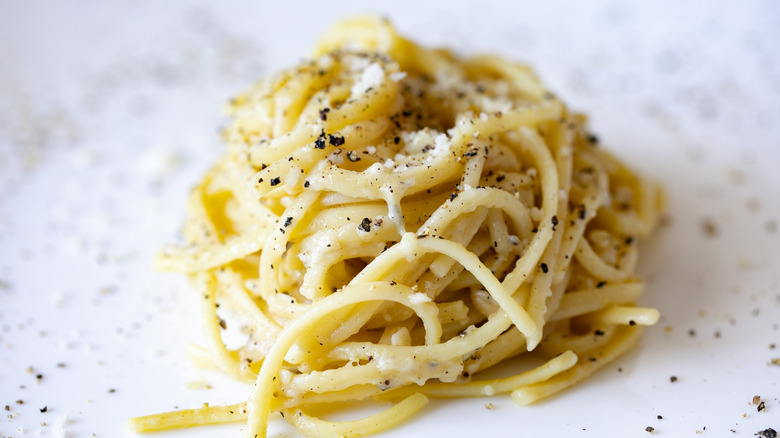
[131,16,663,438]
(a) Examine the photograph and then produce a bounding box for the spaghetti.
[129,16,663,437]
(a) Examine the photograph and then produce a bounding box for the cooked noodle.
[129,16,663,437]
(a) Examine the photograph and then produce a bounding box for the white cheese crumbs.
[327,151,344,165]
[508,235,520,245]
[383,158,395,168]
[408,292,431,304]
[349,56,370,71]
[401,128,440,154]
[366,145,377,154]
[389,71,407,82]
[50,291,67,308]
[351,62,384,96]
[365,162,384,174]
[482,384,496,396]
[53,414,69,438]
[317,54,335,70]
[479,96,513,114]
[393,164,409,173]
[140,148,182,178]
[430,134,451,157]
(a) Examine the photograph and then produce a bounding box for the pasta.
[129,16,663,437]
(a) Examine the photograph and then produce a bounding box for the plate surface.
[1,1,779,437]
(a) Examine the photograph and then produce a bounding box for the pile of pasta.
[130,16,662,438]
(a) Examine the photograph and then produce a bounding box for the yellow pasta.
[129,16,663,437]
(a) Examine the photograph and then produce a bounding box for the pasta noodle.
[129,16,663,437]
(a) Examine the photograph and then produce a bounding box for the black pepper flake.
[531,227,538,233]
[4,405,9,411]
[449,192,458,201]
[625,236,634,245]
[394,136,400,144]
[304,180,310,188]
[629,320,637,326]
[758,401,766,412]
[108,388,116,393]
[496,175,505,183]
[270,177,281,186]
[36,373,43,380]
[319,107,330,121]
[587,133,599,144]
[218,318,227,330]
[358,218,371,232]
[314,136,326,149]
[284,217,293,227]
[645,426,655,433]
[597,281,607,288]
[328,133,345,146]
[701,217,719,237]
[551,215,558,230]
[657,415,663,420]
[16,400,23,405]
[40,406,47,413]
[464,148,479,157]
[347,151,361,162]
[757,429,778,438]
[594,330,605,336]
[540,263,548,273]
[389,280,396,286]
[670,376,678,383]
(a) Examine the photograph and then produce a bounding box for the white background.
[1,1,779,437]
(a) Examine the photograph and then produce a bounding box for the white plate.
[1,1,778,437]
